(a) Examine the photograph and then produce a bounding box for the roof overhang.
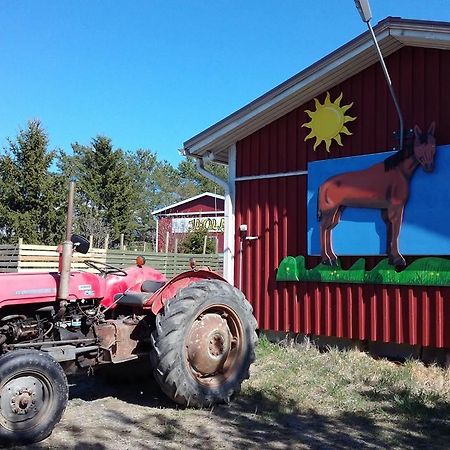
[183,17,450,165]
[152,192,225,215]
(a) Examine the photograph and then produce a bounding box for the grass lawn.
[239,336,450,448]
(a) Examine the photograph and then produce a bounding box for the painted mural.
[302,92,356,152]
[316,123,436,266]
[307,131,450,261]
[278,113,450,286]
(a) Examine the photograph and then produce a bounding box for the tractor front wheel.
[0,349,68,444]
[150,280,257,407]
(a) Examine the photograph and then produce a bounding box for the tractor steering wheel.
[84,260,128,277]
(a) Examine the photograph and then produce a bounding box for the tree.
[179,228,216,254]
[127,149,184,246]
[0,120,65,244]
[65,137,135,247]
[177,159,228,196]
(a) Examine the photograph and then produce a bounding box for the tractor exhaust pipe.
[354,0,404,150]
[58,180,75,301]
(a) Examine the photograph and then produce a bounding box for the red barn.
[183,18,450,353]
[152,193,224,253]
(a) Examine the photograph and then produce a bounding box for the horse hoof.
[321,259,332,266]
[389,256,406,266]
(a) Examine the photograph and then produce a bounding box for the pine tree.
[67,136,135,247]
[0,120,65,244]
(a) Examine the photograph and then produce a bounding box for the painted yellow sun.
[302,92,356,152]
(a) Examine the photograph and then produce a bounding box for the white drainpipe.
[191,145,236,285]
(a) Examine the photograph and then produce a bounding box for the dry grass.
[241,335,450,447]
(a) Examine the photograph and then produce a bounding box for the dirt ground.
[7,350,450,450]
[9,361,309,450]
[4,361,359,450]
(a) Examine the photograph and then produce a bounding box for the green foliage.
[63,137,135,247]
[0,120,227,247]
[277,255,450,286]
[177,159,227,196]
[0,120,65,244]
[179,228,216,254]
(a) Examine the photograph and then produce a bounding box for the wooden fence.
[0,243,223,278]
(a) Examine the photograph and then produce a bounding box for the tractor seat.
[141,280,165,293]
[114,292,152,307]
[114,280,165,307]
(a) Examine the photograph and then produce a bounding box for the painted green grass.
[277,256,450,286]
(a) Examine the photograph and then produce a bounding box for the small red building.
[152,193,224,253]
[183,18,450,351]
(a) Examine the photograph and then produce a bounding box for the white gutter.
[191,147,236,285]
[235,169,307,182]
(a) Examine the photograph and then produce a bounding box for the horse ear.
[414,125,422,140]
[427,121,436,136]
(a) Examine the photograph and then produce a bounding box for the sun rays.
[302,92,356,152]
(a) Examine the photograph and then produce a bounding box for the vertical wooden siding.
[235,46,450,347]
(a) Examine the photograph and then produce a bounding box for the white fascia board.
[392,28,450,48]
[152,192,225,215]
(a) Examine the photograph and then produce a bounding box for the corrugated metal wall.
[235,46,450,348]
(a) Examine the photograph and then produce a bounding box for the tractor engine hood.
[0,272,106,309]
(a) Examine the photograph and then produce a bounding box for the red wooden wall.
[235,46,450,347]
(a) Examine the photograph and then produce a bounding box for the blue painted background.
[307,145,450,255]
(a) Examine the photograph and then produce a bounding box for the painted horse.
[317,122,436,266]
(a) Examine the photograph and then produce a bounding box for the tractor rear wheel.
[0,349,68,444]
[150,280,257,407]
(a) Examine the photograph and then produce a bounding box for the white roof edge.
[152,192,225,215]
[183,17,450,161]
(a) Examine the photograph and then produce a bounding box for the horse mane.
[383,130,427,171]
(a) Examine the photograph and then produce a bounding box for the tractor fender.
[146,269,227,315]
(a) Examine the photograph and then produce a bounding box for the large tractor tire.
[0,349,68,444]
[150,280,258,407]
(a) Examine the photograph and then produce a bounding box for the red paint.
[0,265,166,310]
[234,46,450,349]
[147,269,226,314]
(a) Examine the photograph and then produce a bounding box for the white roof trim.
[152,192,225,215]
[183,18,450,164]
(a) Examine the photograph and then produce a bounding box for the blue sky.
[1,1,449,166]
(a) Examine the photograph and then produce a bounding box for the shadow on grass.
[10,359,450,450]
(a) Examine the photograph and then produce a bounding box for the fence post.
[174,238,178,254]
[120,233,124,250]
[165,232,170,253]
[104,234,109,250]
[89,235,94,249]
[203,236,208,254]
[17,238,23,273]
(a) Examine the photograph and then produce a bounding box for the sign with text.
[172,216,225,234]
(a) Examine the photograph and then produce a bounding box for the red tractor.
[0,184,257,445]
